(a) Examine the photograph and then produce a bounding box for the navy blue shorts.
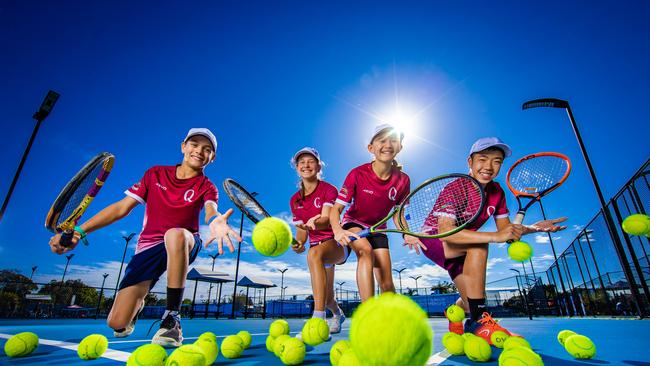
[119,234,202,291]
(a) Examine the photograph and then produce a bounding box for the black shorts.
[342,222,389,250]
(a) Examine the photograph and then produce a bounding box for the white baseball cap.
[184,128,218,152]
[292,147,321,165]
[370,123,404,144]
[469,137,512,157]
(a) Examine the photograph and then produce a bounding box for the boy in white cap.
[49,128,241,347]
[419,137,567,342]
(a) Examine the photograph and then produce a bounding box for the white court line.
[427,350,452,365]
[0,333,131,362]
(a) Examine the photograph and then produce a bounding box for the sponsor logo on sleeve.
[340,187,348,198]
[131,182,141,191]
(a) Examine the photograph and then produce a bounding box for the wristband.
[74,226,90,246]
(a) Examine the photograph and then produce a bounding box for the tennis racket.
[45,152,115,247]
[349,173,486,241]
[506,152,571,228]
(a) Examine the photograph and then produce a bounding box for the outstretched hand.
[206,208,243,255]
[528,217,568,233]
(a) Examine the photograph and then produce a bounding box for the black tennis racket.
[45,152,115,247]
[349,173,485,241]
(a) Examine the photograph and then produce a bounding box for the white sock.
[312,310,326,319]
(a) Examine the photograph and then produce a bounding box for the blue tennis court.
[1,316,649,365]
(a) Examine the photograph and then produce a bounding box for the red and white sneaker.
[464,312,521,345]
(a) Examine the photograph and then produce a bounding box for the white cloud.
[534,234,562,244]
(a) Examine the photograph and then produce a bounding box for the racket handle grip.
[348,228,371,242]
[60,230,74,248]
[506,212,526,244]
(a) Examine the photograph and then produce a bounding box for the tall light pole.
[205,253,219,318]
[61,254,75,283]
[232,192,257,319]
[115,233,136,294]
[523,98,646,317]
[30,266,38,281]
[0,90,60,222]
[278,268,288,317]
[337,281,346,301]
[95,273,109,319]
[410,275,422,294]
[393,268,406,294]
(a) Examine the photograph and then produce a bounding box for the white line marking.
[427,350,452,365]
[0,333,131,362]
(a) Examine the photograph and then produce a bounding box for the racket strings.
[509,156,569,194]
[403,177,483,236]
[224,183,268,222]
[58,161,105,227]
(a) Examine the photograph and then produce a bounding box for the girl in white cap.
[49,128,241,347]
[289,147,347,333]
[330,124,423,301]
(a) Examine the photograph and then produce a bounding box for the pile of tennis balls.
[622,213,650,237]
[329,293,433,366]
[557,330,596,359]
[3,332,39,358]
[252,217,293,257]
[440,304,545,365]
[265,319,308,365]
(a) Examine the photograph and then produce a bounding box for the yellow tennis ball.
[503,336,531,350]
[280,337,306,365]
[462,333,475,340]
[269,319,291,338]
[622,214,650,236]
[237,330,252,349]
[498,346,544,366]
[273,335,292,358]
[508,241,533,262]
[338,348,362,366]
[445,304,466,322]
[252,217,293,256]
[266,335,276,352]
[301,317,330,346]
[463,334,492,362]
[556,330,577,346]
[350,293,433,366]
[126,344,168,366]
[198,331,216,341]
[442,332,465,355]
[491,330,510,348]
[3,332,38,358]
[220,335,244,359]
[330,340,352,366]
[167,344,206,366]
[564,334,596,359]
[77,334,108,360]
[194,335,219,365]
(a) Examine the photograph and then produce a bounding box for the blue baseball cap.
[469,137,512,157]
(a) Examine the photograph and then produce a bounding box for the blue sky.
[1,1,649,299]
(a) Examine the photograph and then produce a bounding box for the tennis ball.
[330,340,352,366]
[564,334,596,359]
[350,293,433,366]
[237,330,252,349]
[491,330,510,348]
[198,331,216,341]
[508,241,533,262]
[622,214,650,236]
[77,334,108,360]
[269,319,291,338]
[462,333,475,340]
[338,348,362,366]
[463,334,491,362]
[556,330,577,346]
[266,335,276,352]
[3,332,38,358]
[503,336,531,350]
[167,344,206,366]
[498,346,544,366]
[194,335,219,365]
[301,317,330,346]
[280,337,306,365]
[273,335,292,358]
[126,344,167,366]
[252,217,292,256]
[221,335,244,359]
[441,332,465,355]
[445,304,466,322]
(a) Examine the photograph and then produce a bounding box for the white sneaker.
[329,314,346,334]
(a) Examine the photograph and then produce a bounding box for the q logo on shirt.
[486,206,495,216]
[388,187,398,201]
[314,197,322,208]
[184,189,195,203]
